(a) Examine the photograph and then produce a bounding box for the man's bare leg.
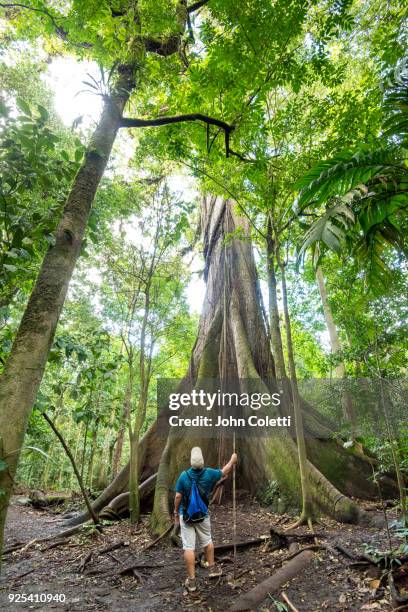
[204,541,214,566]
[184,549,195,579]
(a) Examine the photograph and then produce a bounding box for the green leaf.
[37,104,49,121]
[74,148,83,162]
[16,97,32,116]
[22,446,50,460]
[3,264,17,272]
[0,459,7,471]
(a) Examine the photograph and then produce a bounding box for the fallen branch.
[335,544,375,564]
[78,551,93,573]
[41,539,69,552]
[230,550,314,611]
[143,523,174,552]
[2,541,25,555]
[11,566,37,582]
[214,535,270,555]
[279,544,325,564]
[2,520,100,555]
[120,562,166,576]
[270,525,324,543]
[98,540,126,555]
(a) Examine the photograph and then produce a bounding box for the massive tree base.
[68,197,397,530]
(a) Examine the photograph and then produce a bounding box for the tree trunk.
[43,413,99,527]
[66,197,397,529]
[112,377,132,478]
[87,418,99,489]
[266,216,286,380]
[129,432,140,524]
[277,248,313,525]
[0,64,136,560]
[150,196,391,531]
[316,266,356,426]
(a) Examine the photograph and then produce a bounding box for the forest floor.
[0,492,405,611]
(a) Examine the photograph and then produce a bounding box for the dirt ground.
[0,493,405,611]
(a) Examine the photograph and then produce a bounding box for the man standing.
[174,447,238,593]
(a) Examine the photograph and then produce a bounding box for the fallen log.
[230,550,314,611]
[30,490,72,509]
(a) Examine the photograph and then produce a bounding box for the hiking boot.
[184,577,197,592]
[208,564,222,578]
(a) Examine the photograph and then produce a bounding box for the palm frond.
[354,231,393,295]
[297,202,355,263]
[293,147,402,211]
[383,75,408,145]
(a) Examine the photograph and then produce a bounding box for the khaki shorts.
[180,515,212,550]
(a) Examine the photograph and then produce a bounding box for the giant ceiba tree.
[66,195,396,531]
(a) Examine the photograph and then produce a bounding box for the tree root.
[2,521,103,556]
[78,551,93,573]
[118,522,174,576]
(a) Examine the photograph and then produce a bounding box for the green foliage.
[294,76,408,292]
[0,99,82,311]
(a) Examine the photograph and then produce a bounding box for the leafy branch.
[0,2,92,48]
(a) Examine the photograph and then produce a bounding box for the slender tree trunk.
[0,64,136,559]
[87,418,99,489]
[80,420,89,482]
[42,413,99,527]
[266,216,286,380]
[277,251,313,526]
[112,378,132,477]
[316,266,356,427]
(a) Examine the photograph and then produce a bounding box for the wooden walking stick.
[233,431,237,580]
